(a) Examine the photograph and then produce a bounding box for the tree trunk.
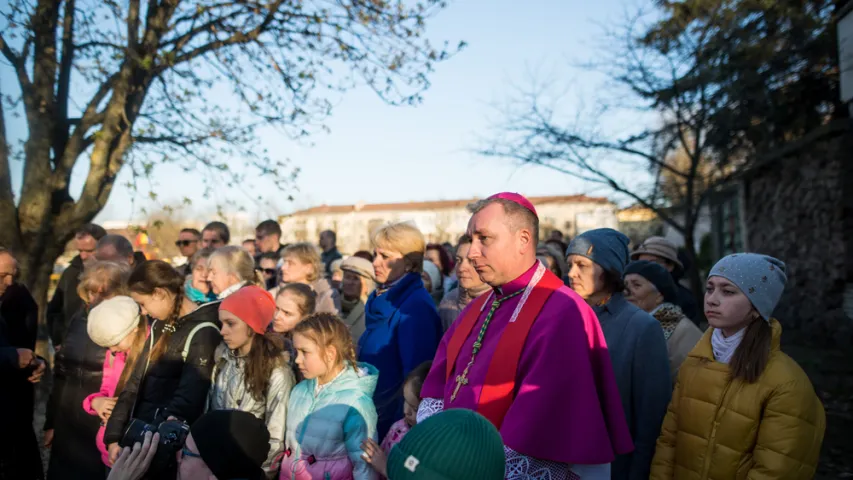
[682,227,705,323]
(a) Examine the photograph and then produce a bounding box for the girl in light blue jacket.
[280,313,378,480]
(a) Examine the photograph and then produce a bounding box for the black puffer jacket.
[45,309,107,479]
[104,302,221,445]
[47,255,85,347]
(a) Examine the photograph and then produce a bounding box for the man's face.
[201,230,224,249]
[0,253,18,297]
[466,203,529,287]
[176,434,214,480]
[76,234,98,261]
[319,232,334,251]
[255,230,280,253]
[242,240,257,256]
[177,231,200,257]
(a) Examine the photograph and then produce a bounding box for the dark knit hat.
[387,409,505,480]
[566,228,631,276]
[624,261,678,304]
[191,410,270,480]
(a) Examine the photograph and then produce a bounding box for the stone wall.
[742,120,853,340]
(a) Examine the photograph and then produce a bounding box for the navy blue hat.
[624,260,678,304]
[566,228,631,275]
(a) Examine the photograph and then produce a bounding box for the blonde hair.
[281,243,323,283]
[209,246,264,287]
[77,261,131,304]
[293,312,357,371]
[372,221,425,274]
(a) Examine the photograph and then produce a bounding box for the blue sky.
[6,0,645,224]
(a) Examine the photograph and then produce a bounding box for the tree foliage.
[482,0,842,296]
[644,0,844,161]
[0,0,461,306]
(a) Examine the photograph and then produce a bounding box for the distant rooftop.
[286,194,611,217]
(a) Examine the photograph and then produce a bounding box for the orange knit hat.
[219,285,276,334]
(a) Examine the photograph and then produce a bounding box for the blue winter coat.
[281,363,379,480]
[593,292,672,480]
[358,272,441,438]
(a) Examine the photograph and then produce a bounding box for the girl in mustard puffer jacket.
[651,253,825,480]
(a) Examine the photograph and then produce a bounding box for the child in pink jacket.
[83,296,148,466]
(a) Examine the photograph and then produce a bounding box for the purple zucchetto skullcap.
[488,192,538,219]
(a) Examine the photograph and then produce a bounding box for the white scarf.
[711,327,746,364]
[217,281,246,300]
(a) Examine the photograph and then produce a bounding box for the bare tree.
[0,0,462,312]
[481,13,737,297]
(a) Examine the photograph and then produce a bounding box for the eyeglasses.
[181,447,202,459]
[175,240,198,247]
[259,268,276,276]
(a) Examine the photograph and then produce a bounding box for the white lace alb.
[416,397,444,424]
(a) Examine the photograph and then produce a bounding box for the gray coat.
[593,293,672,480]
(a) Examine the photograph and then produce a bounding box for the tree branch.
[167,0,284,69]
[54,0,76,166]
[0,34,33,91]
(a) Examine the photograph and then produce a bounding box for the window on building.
[715,190,744,257]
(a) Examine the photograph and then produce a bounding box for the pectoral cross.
[451,372,469,402]
[450,360,474,402]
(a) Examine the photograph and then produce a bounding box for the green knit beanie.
[386,409,505,480]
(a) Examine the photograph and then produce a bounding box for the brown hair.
[277,283,316,318]
[729,316,773,383]
[292,312,357,371]
[242,330,287,401]
[128,261,185,364]
[115,314,148,396]
[77,261,131,305]
[404,360,432,397]
[209,246,264,287]
[281,243,323,283]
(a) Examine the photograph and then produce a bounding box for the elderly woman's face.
[373,247,407,285]
[566,255,605,300]
[623,273,662,312]
[341,270,365,300]
[191,259,211,294]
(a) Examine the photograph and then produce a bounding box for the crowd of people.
[0,191,828,480]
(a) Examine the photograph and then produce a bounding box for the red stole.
[444,269,564,429]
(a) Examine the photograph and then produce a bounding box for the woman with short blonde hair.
[280,242,340,315]
[359,221,441,438]
[207,246,263,299]
[371,221,425,276]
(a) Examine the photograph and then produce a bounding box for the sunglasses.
[256,268,277,276]
[175,240,198,247]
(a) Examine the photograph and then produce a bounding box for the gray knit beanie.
[708,253,787,321]
[566,228,631,275]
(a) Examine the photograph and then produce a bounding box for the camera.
[120,418,190,476]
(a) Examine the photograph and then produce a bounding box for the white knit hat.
[87,296,141,347]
